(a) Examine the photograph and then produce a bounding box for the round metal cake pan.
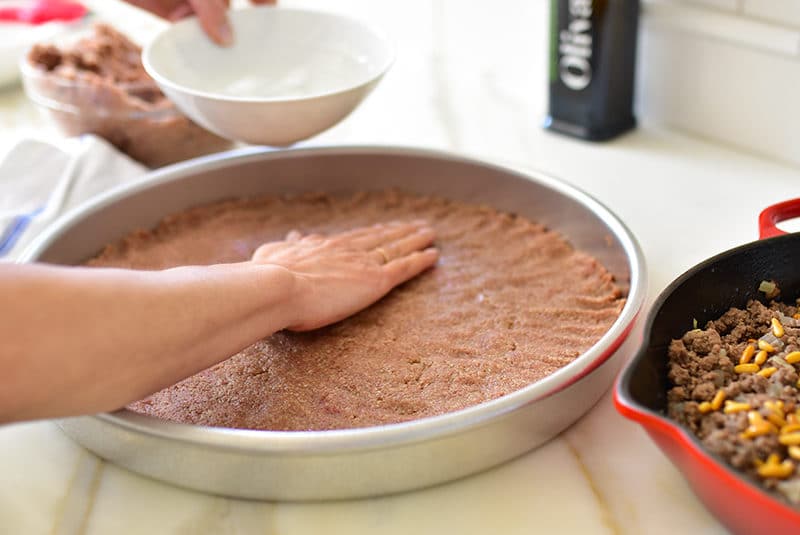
[20,146,646,500]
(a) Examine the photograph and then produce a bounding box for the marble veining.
[564,439,622,535]
[3,0,800,533]
[53,452,105,535]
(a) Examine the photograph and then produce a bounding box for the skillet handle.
[758,198,800,239]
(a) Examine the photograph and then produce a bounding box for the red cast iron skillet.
[614,199,800,535]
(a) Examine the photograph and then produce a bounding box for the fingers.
[351,220,430,250]
[166,2,193,20]
[333,220,407,242]
[383,248,439,286]
[187,0,233,46]
[128,0,241,45]
[255,221,435,267]
[375,227,436,263]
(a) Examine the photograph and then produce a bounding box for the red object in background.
[759,198,800,239]
[614,198,800,535]
[0,0,87,25]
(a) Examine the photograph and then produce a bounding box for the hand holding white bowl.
[142,7,394,146]
[125,0,276,45]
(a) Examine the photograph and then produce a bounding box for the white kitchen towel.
[0,135,146,261]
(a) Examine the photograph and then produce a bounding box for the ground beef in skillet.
[668,298,800,507]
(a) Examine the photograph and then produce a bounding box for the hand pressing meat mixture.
[94,190,626,431]
[124,0,277,45]
[0,222,438,424]
[254,223,437,331]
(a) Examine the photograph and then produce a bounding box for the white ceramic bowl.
[142,7,394,146]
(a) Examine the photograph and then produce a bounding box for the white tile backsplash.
[679,0,740,12]
[645,1,800,56]
[743,0,800,29]
[638,8,800,167]
[639,0,800,166]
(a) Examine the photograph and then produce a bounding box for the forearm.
[0,262,296,422]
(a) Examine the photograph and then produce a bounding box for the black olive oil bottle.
[544,0,640,141]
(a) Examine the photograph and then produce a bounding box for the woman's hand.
[0,221,437,422]
[252,221,439,331]
[124,0,276,45]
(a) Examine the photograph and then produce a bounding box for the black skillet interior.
[621,233,800,413]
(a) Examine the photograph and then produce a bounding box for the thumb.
[187,0,233,46]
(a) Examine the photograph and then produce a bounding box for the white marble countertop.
[3,1,800,533]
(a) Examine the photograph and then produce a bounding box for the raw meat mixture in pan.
[88,190,626,431]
